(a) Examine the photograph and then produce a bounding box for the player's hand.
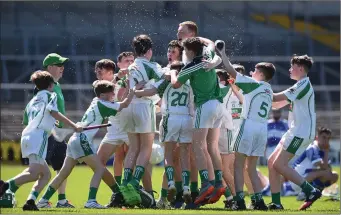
[118,69,129,78]
[163,73,171,81]
[228,78,235,85]
[215,40,225,54]
[202,59,217,71]
[75,126,83,133]
[135,81,146,90]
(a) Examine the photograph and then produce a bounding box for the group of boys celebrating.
[0,20,327,211]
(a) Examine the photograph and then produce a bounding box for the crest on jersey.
[265,89,271,94]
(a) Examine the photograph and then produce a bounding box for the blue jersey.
[267,119,288,148]
[292,141,324,176]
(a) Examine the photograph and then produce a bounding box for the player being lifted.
[37,80,134,209]
[120,34,165,206]
[0,71,82,211]
[268,55,320,210]
[170,37,227,205]
[216,40,275,210]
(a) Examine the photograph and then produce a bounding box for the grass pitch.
[1,164,340,214]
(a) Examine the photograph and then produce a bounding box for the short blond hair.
[179,21,198,36]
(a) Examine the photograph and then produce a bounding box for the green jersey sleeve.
[23,107,28,125]
[235,73,261,94]
[152,79,170,98]
[143,62,164,81]
[97,100,120,118]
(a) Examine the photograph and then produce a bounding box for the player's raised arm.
[215,40,237,79]
[117,88,135,111]
[272,100,290,110]
[273,92,289,102]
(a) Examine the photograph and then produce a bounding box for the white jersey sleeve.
[46,92,59,112]
[283,78,310,102]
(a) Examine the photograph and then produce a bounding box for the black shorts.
[46,135,67,171]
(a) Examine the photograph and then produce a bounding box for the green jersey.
[177,56,225,106]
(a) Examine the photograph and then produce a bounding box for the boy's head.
[216,69,229,86]
[251,62,276,82]
[132,34,153,60]
[317,127,332,150]
[95,59,116,81]
[182,37,204,61]
[177,21,198,42]
[30,70,55,91]
[167,40,183,64]
[289,54,314,80]
[169,61,184,75]
[43,53,69,82]
[93,80,115,101]
[117,52,134,70]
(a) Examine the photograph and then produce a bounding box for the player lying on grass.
[216,39,275,211]
[134,61,194,209]
[170,37,227,206]
[268,55,320,210]
[0,70,82,211]
[36,80,134,209]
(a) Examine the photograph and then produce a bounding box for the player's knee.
[331,172,339,183]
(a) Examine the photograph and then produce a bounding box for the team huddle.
[0,21,335,212]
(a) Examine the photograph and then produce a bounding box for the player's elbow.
[171,82,182,89]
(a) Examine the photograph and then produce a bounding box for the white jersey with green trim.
[235,73,273,123]
[153,79,194,116]
[224,87,243,129]
[283,77,316,139]
[182,46,214,65]
[128,57,163,104]
[22,90,59,136]
[79,97,120,142]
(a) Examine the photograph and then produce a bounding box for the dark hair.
[168,40,183,52]
[182,37,203,57]
[318,126,332,136]
[30,70,55,90]
[233,64,246,75]
[132,34,153,56]
[255,62,276,81]
[179,21,198,36]
[117,52,134,62]
[170,61,184,72]
[95,59,116,72]
[93,80,114,97]
[291,54,314,73]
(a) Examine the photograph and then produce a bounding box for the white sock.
[227,195,233,201]
[87,199,96,203]
[58,199,67,204]
[27,194,37,201]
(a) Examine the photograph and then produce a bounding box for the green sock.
[190,182,199,193]
[175,181,182,193]
[27,191,39,201]
[110,183,120,193]
[209,180,215,186]
[300,181,315,195]
[199,170,209,184]
[182,171,190,187]
[255,192,263,202]
[88,187,98,200]
[271,192,281,205]
[165,166,175,182]
[42,186,56,200]
[235,191,245,201]
[130,166,145,188]
[214,170,222,186]
[122,168,133,186]
[8,180,19,193]
[161,188,168,198]
[250,193,256,201]
[224,187,232,198]
[58,194,66,201]
[115,176,122,186]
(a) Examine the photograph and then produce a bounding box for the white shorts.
[194,100,224,129]
[159,114,192,143]
[281,130,314,156]
[231,119,267,157]
[27,154,48,165]
[265,145,277,159]
[66,133,95,162]
[101,123,129,146]
[218,128,234,154]
[21,128,49,159]
[124,101,156,133]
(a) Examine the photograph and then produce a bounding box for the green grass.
[1,164,340,214]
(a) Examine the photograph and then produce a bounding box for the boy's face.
[318,132,331,150]
[95,68,114,81]
[184,47,195,61]
[289,63,304,80]
[250,68,264,81]
[100,90,115,102]
[167,47,181,64]
[177,25,193,42]
[117,55,134,69]
[48,64,64,82]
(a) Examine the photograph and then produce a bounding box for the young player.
[170,37,226,205]
[0,70,82,211]
[37,80,134,209]
[216,39,275,210]
[268,55,319,210]
[42,53,74,208]
[287,127,338,198]
[120,34,165,206]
